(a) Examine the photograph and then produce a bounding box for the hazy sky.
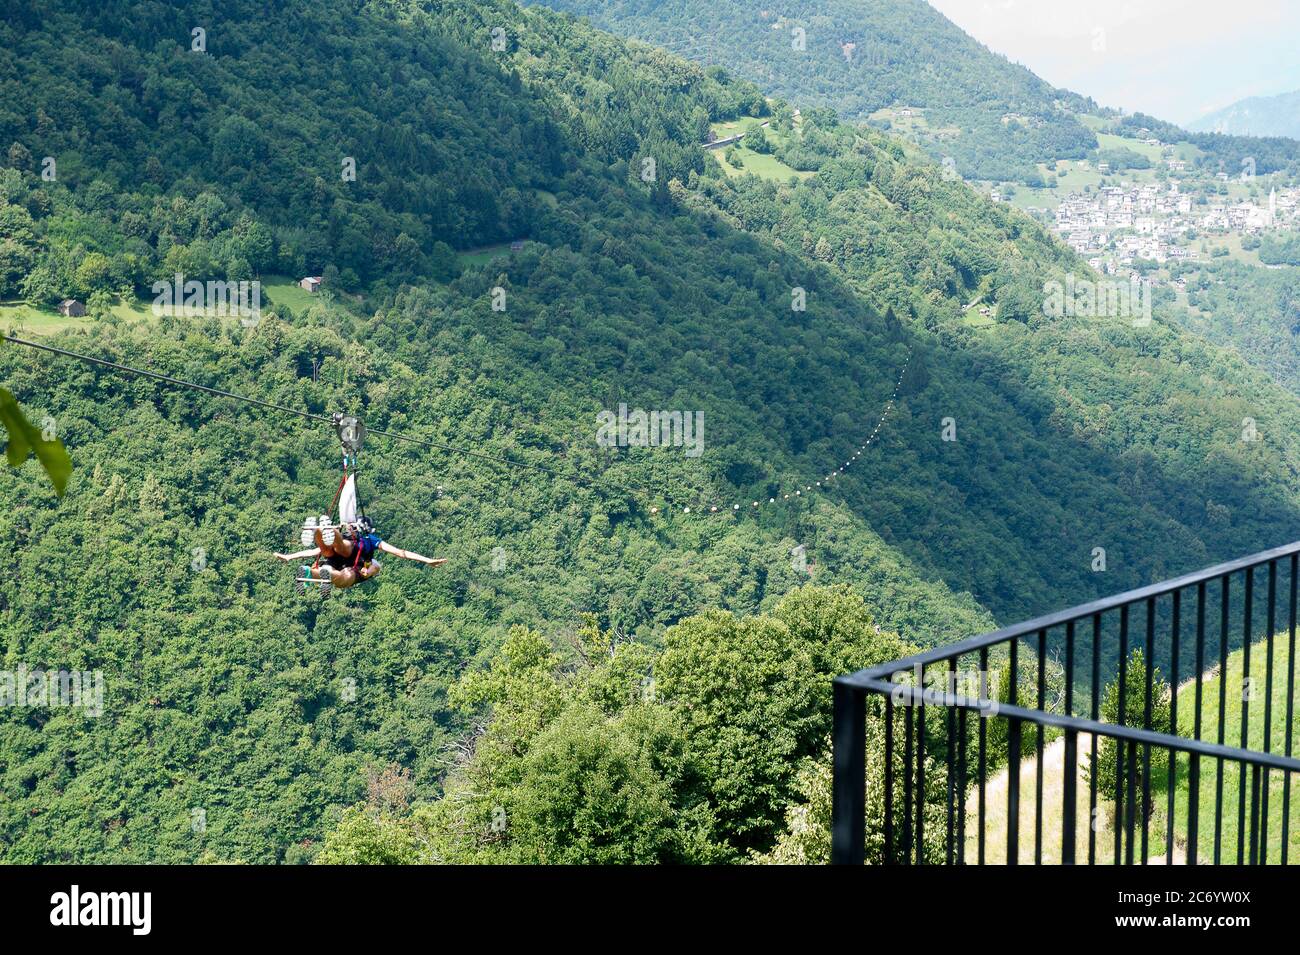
[926,0,1300,125]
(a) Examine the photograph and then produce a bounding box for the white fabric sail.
[338,474,358,525]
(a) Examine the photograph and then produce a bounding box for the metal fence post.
[832,679,866,864]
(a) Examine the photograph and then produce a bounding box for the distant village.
[1025,150,1300,275]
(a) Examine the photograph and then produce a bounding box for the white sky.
[926,0,1300,125]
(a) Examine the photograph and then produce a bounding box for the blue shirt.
[358,533,383,562]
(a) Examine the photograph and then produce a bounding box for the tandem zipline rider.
[274,413,446,594]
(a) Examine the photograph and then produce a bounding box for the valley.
[1,0,1299,869]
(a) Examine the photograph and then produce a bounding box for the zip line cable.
[0,332,558,476]
[650,354,910,516]
[1,331,907,513]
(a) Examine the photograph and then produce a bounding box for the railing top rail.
[852,678,1300,773]
[840,539,1300,686]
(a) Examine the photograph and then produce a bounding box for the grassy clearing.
[1097,132,1164,163]
[0,301,147,335]
[1,277,308,336]
[708,115,767,140]
[260,274,320,313]
[969,731,1191,865]
[711,145,811,182]
[1199,233,1263,266]
[0,302,87,334]
[709,121,814,183]
[706,117,814,184]
[1169,634,1300,863]
[866,107,961,141]
[455,243,517,268]
[965,733,1098,864]
[967,635,1300,864]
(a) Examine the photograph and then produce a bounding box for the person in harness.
[274,514,445,590]
[272,413,445,590]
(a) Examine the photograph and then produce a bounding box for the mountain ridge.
[1192,88,1300,140]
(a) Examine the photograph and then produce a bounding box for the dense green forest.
[314,586,931,864]
[1259,234,1300,267]
[526,0,1099,183]
[1170,261,1300,394]
[6,0,1300,863]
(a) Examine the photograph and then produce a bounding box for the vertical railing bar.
[1239,567,1253,866]
[1064,619,1076,866]
[1089,612,1100,866]
[831,681,867,865]
[1035,628,1046,865]
[1141,596,1155,864]
[1008,638,1019,866]
[1263,561,1276,864]
[957,701,967,865]
[1215,575,1229,865]
[1115,603,1129,866]
[903,699,914,865]
[1285,553,1297,865]
[1063,727,1077,865]
[1188,751,1200,866]
[884,693,895,864]
[1167,589,1180,865]
[916,663,926,865]
[1009,638,1018,709]
[978,646,988,866]
[1193,581,1205,868]
[1266,561,1277,757]
[1125,713,1138,865]
[1007,716,1021,866]
[1065,621,1076,717]
[1249,763,1261,866]
[1260,767,1269,865]
[1195,580,1206,743]
[946,658,956,866]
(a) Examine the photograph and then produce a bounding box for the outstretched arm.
[275,547,321,562]
[378,540,447,567]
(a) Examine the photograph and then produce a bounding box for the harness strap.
[327,460,349,518]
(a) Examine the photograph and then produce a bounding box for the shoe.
[301,516,317,547]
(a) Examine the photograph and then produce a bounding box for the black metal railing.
[832,541,1300,864]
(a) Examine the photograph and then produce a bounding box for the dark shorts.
[325,553,376,575]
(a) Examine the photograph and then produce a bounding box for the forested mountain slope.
[1171,262,1300,394]
[5,0,1300,862]
[527,0,1099,182]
